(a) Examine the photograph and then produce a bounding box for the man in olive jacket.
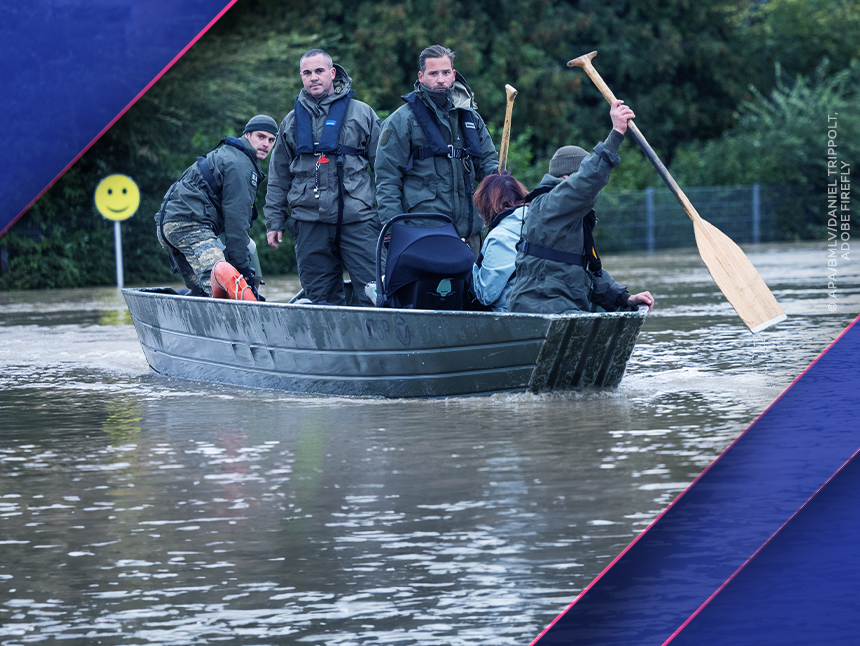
[375,45,498,256]
[507,100,654,314]
[156,114,277,297]
[265,49,381,306]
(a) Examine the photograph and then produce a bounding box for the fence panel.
[593,184,790,253]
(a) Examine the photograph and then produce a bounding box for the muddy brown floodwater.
[1,242,858,645]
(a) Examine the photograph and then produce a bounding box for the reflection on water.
[1,243,858,644]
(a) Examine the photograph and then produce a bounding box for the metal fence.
[593,184,791,253]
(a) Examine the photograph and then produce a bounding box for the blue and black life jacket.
[402,91,484,237]
[292,90,364,248]
[516,184,603,276]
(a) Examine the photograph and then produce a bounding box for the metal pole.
[114,220,124,288]
[752,183,761,244]
[645,186,655,253]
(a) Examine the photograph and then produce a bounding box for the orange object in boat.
[211,261,258,301]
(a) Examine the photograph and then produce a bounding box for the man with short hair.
[375,45,499,256]
[156,114,277,298]
[265,49,381,306]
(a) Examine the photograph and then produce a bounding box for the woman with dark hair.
[471,171,528,311]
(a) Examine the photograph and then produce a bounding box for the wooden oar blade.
[693,218,786,333]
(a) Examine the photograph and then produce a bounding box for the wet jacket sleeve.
[590,268,631,312]
[264,114,297,233]
[474,113,499,181]
[374,111,411,225]
[220,156,255,272]
[366,111,381,173]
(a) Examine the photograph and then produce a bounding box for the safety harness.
[517,184,603,276]
[402,92,483,238]
[293,90,362,249]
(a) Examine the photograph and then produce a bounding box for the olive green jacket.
[375,75,499,239]
[157,136,263,273]
[507,130,631,314]
[264,65,381,231]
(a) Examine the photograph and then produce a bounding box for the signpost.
[94,174,140,288]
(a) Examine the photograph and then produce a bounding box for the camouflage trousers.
[157,221,225,296]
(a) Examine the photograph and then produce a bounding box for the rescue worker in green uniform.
[507,100,654,314]
[375,45,499,256]
[156,114,277,298]
[264,49,381,306]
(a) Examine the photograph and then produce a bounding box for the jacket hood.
[450,71,477,110]
[332,64,353,95]
[411,70,478,111]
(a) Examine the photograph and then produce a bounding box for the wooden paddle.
[568,51,785,333]
[498,84,518,172]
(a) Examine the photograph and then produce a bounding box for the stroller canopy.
[384,220,475,299]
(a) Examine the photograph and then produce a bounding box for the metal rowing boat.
[122,286,647,398]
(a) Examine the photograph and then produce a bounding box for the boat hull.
[122,288,646,398]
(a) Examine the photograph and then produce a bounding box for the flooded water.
[1,242,858,645]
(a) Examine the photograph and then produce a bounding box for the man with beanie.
[265,49,381,306]
[507,99,654,314]
[156,114,277,298]
[375,45,499,257]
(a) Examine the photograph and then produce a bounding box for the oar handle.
[499,84,518,172]
[567,52,700,222]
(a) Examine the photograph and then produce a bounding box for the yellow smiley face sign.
[94,174,141,221]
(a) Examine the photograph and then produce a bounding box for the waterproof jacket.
[375,74,499,239]
[507,130,631,314]
[264,65,381,231]
[472,205,526,312]
[157,136,263,274]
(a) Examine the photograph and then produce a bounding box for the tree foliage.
[670,61,859,239]
[3,0,857,288]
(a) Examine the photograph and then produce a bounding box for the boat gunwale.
[122,287,649,324]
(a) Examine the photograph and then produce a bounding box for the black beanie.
[243,115,279,136]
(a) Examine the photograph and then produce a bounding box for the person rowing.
[488,99,654,314]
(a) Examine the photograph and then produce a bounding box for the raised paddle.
[568,51,786,333]
[498,84,518,172]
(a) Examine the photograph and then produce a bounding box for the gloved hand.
[240,267,264,301]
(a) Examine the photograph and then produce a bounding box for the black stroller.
[374,213,475,310]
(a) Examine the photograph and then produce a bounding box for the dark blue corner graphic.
[532,315,860,646]
[667,447,860,646]
[0,0,236,236]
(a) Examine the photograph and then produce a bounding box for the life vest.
[517,185,603,276]
[402,91,484,237]
[402,92,483,166]
[292,90,364,247]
